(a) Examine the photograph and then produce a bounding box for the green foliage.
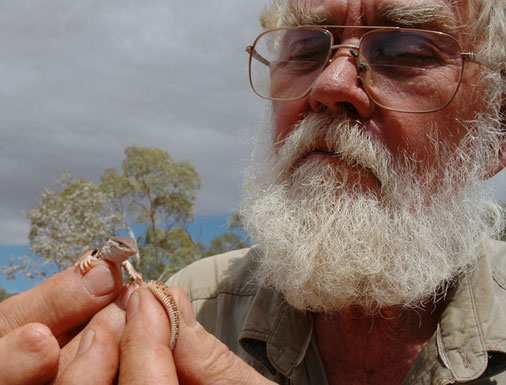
[0,287,11,302]
[205,233,248,257]
[204,212,249,257]
[100,146,201,280]
[142,228,202,281]
[28,173,123,271]
[102,147,200,228]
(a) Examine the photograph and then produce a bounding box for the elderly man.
[0,0,504,384]
[166,0,506,384]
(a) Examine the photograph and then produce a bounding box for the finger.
[119,288,179,385]
[0,323,60,385]
[56,285,135,348]
[168,287,276,385]
[54,299,126,382]
[0,260,123,338]
[53,328,119,385]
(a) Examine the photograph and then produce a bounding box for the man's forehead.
[266,0,467,31]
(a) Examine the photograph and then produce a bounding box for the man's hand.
[119,287,276,385]
[0,260,124,384]
[54,285,180,385]
[0,263,272,385]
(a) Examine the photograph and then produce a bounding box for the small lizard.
[75,236,179,349]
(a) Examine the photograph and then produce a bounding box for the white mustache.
[272,113,395,187]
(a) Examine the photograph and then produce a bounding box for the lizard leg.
[121,260,144,286]
[145,281,180,350]
[75,249,101,275]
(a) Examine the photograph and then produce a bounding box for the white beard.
[241,113,504,314]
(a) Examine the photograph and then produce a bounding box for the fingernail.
[77,329,95,356]
[127,290,140,319]
[83,264,116,296]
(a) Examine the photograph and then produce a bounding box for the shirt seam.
[266,301,303,377]
[240,329,271,341]
[454,275,488,381]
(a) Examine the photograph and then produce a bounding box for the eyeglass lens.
[250,28,464,112]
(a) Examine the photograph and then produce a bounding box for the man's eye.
[372,43,441,66]
[281,37,327,60]
[272,59,322,73]
[288,48,322,61]
[399,43,440,58]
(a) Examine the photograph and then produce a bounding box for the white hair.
[241,112,503,313]
[469,1,506,73]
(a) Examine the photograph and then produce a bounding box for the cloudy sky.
[0,0,505,280]
[0,0,272,248]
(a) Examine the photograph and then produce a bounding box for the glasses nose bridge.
[327,43,360,64]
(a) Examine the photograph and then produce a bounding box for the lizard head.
[101,237,138,263]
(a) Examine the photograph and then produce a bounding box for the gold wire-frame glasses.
[246,26,482,113]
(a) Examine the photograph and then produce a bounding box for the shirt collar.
[432,240,506,383]
[239,286,313,377]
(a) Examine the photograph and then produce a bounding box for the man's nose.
[308,51,373,118]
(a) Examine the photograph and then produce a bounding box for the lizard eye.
[114,240,127,247]
[110,237,129,248]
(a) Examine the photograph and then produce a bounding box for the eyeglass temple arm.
[461,52,479,63]
[246,45,270,66]
[462,52,489,68]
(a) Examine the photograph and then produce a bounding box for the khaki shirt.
[167,239,506,385]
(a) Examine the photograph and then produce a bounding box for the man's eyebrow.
[260,1,329,29]
[377,3,459,34]
[282,4,328,27]
[261,1,459,34]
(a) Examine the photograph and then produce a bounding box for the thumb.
[168,287,276,385]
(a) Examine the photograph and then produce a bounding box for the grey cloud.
[0,0,270,244]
